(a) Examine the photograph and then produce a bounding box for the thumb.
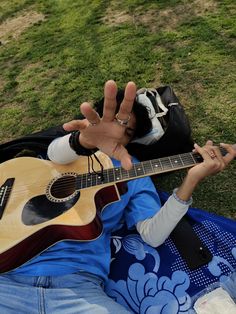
[63,119,88,131]
[112,144,133,170]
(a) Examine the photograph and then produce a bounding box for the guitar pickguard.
[22,192,81,225]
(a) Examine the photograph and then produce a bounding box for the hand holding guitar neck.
[189,141,236,183]
[176,140,236,202]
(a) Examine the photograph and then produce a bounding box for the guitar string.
[2,146,230,200]
[1,152,199,197]
[1,147,227,195]
[2,161,197,198]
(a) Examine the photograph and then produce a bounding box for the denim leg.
[0,273,132,314]
[0,275,40,314]
[45,273,132,314]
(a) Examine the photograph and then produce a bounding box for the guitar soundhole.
[51,175,76,199]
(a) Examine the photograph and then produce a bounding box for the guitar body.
[0,153,121,273]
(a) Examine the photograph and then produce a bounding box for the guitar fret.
[181,153,196,166]
[160,157,171,170]
[76,175,82,189]
[149,160,155,173]
[128,166,137,179]
[134,163,145,177]
[114,167,122,180]
[107,168,115,183]
[95,172,105,186]
[101,169,109,184]
[86,173,92,188]
[152,159,162,171]
[190,153,198,164]
[120,168,130,180]
[179,155,185,166]
[168,157,174,168]
[143,160,152,174]
[169,155,183,168]
[133,165,138,177]
[86,173,92,187]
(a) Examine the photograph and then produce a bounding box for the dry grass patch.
[193,0,218,15]
[137,0,218,32]
[103,0,218,32]
[0,10,45,44]
[102,7,133,26]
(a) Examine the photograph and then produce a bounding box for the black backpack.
[126,85,194,161]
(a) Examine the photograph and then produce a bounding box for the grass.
[0,0,235,218]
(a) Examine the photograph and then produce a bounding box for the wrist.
[78,134,96,150]
[185,171,202,187]
[175,174,199,202]
[173,188,193,205]
[69,131,97,156]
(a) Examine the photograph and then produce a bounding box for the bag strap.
[147,88,168,117]
[137,88,169,117]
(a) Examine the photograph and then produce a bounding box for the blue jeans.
[0,272,131,314]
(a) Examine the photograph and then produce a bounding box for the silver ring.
[115,113,130,126]
[209,151,216,159]
[88,120,99,126]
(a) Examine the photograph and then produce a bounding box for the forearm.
[175,173,200,202]
[136,192,192,247]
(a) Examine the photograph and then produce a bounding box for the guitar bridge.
[0,178,15,219]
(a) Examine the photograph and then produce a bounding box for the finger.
[112,144,133,170]
[118,81,137,120]
[63,119,88,131]
[220,143,236,165]
[102,80,118,122]
[206,140,213,146]
[192,140,213,153]
[80,102,101,125]
[194,143,212,161]
[212,146,224,161]
[209,146,225,169]
[201,142,218,160]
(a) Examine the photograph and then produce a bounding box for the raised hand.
[63,80,137,170]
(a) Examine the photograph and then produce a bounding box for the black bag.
[126,85,194,161]
[0,125,67,163]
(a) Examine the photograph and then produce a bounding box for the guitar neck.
[75,147,230,189]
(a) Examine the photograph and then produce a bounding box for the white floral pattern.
[106,221,236,314]
[107,235,192,313]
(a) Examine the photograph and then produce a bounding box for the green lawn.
[0,0,235,217]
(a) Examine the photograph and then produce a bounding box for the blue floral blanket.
[106,191,236,313]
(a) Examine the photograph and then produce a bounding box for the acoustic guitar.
[0,148,231,273]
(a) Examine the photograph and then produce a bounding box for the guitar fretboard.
[75,152,201,190]
[74,146,230,190]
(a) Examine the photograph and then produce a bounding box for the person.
[0,80,235,314]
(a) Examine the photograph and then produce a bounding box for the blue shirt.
[10,159,161,282]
